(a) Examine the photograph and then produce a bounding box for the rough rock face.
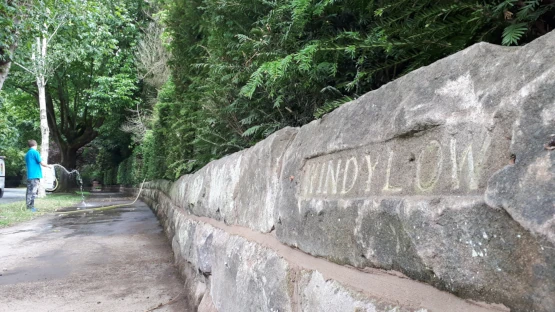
[140,31,555,312]
[142,189,506,312]
[275,32,555,311]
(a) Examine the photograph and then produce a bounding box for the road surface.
[0,188,26,204]
[0,194,188,311]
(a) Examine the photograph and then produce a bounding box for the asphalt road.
[0,188,26,204]
[0,195,188,312]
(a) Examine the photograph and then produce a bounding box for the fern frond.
[242,124,263,137]
[314,95,353,118]
[502,22,528,45]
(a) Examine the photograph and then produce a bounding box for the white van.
[0,156,5,198]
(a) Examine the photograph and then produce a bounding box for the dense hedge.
[119,0,555,184]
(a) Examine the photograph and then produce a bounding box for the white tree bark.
[0,61,12,91]
[0,44,17,91]
[36,37,49,198]
[14,16,66,197]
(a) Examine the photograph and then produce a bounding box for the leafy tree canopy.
[2,0,555,185]
[5,0,143,171]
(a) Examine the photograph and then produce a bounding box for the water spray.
[49,164,146,215]
[52,164,88,206]
[57,179,146,215]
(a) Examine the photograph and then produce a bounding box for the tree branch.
[47,19,66,44]
[45,91,63,148]
[13,61,34,75]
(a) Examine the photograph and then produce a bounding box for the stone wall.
[140,31,555,312]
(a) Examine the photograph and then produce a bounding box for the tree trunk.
[0,61,12,91]
[54,146,79,193]
[37,77,49,197]
[0,44,16,91]
[61,146,77,170]
[37,37,49,198]
[55,168,77,193]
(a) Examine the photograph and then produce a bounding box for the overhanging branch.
[13,61,34,75]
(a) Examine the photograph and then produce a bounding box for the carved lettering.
[303,164,316,195]
[324,160,342,194]
[341,157,359,194]
[300,133,493,199]
[382,150,402,193]
[450,134,491,190]
[416,140,443,191]
[317,163,326,194]
[364,154,380,193]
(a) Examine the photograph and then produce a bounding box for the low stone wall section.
[140,30,555,312]
[142,188,509,312]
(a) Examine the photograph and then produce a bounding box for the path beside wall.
[141,30,555,312]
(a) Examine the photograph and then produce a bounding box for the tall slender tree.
[13,0,70,196]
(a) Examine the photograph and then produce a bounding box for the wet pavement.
[0,195,188,312]
[0,188,26,204]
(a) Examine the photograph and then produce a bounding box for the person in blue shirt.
[25,140,51,212]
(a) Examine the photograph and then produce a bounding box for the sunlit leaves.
[86,74,138,112]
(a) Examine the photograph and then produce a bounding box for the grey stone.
[140,31,555,312]
[198,233,214,274]
[155,200,293,312]
[198,290,218,312]
[209,233,292,312]
[142,182,508,311]
[147,127,297,234]
[484,38,555,243]
[234,127,297,232]
[276,31,555,311]
[298,271,415,312]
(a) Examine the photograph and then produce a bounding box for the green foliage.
[0,112,25,176]
[103,168,117,186]
[3,0,143,176]
[502,22,529,45]
[493,0,555,45]
[7,0,554,186]
[116,157,133,186]
[116,143,146,186]
[314,95,353,119]
[120,0,553,183]
[0,89,39,176]
[0,193,83,227]
[0,0,19,63]
[141,79,197,180]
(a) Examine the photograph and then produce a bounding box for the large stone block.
[234,127,297,232]
[140,32,555,312]
[167,212,293,312]
[276,31,555,311]
[161,128,297,233]
[144,189,507,312]
[298,271,413,312]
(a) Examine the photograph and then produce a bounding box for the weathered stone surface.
[298,271,411,312]
[198,291,218,312]
[234,127,297,232]
[143,189,504,312]
[140,31,555,312]
[484,40,555,243]
[275,31,555,311]
[147,196,294,312]
[161,128,297,233]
